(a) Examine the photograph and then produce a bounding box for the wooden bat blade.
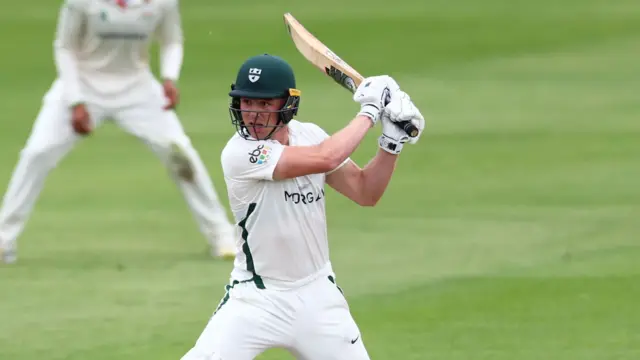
[283,12,363,93]
[283,12,420,138]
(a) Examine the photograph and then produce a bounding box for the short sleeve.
[221,139,285,181]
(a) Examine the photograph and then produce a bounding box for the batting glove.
[353,75,399,125]
[381,90,425,145]
[378,115,410,154]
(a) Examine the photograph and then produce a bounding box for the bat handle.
[382,88,419,138]
[397,121,419,138]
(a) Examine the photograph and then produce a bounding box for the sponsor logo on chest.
[284,189,325,205]
[283,176,325,205]
[93,0,158,40]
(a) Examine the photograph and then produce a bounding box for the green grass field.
[1,0,639,359]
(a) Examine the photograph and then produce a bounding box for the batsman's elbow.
[318,152,346,175]
[356,195,380,207]
[325,157,346,174]
[274,146,345,180]
[306,154,342,175]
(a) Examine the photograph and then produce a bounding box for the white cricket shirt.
[53,0,183,106]
[221,120,350,289]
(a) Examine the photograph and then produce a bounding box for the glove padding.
[381,90,425,145]
[378,115,409,154]
[353,75,399,124]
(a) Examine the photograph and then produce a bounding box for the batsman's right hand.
[71,103,92,135]
[378,115,410,155]
[353,75,399,125]
[382,90,425,145]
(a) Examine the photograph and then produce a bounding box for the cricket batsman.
[0,0,237,264]
[179,54,425,359]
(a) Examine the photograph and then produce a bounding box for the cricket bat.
[283,12,419,138]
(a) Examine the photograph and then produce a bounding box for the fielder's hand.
[71,103,91,135]
[163,79,180,110]
[353,75,399,125]
[382,90,425,145]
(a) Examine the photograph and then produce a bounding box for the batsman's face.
[240,98,286,139]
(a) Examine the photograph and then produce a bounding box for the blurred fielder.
[0,0,236,264]
[179,54,425,359]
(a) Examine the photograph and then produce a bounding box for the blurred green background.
[1,0,639,359]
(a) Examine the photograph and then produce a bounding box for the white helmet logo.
[248,68,262,83]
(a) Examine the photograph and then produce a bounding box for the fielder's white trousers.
[0,78,234,251]
[180,269,371,360]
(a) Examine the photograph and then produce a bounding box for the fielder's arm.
[156,0,184,82]
[272,115,372,180]
[53,0,85,106]
[326,149,398,207]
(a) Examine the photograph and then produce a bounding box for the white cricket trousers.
[180,271,371,360]
[0,78,234,251]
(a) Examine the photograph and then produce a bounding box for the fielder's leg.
[293,276,371,360]
[0,81,106,263]
[113,81,237,258]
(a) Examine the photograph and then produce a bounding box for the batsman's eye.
[241,99,270,108]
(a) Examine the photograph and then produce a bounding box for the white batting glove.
[378,116,410,154]
[353,75,398,124]
[381,90,425,145]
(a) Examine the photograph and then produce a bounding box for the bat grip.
[382,88,419,138]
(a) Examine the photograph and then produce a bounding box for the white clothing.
[180,266,369,360]
[178,120,370,359]
[54,0,183,107]
[0,80,234,252]
[0,0,235,255]
[220,120,349,289]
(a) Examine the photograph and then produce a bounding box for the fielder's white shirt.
[54,0,183,106]
[221,120,349,289]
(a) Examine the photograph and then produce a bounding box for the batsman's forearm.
[318,115,372,169]
[360,149,398,205]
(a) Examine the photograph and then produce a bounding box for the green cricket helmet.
[229,54,301,140]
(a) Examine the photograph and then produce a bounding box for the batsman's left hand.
[163,79,180,110]
[382,90,425,144]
